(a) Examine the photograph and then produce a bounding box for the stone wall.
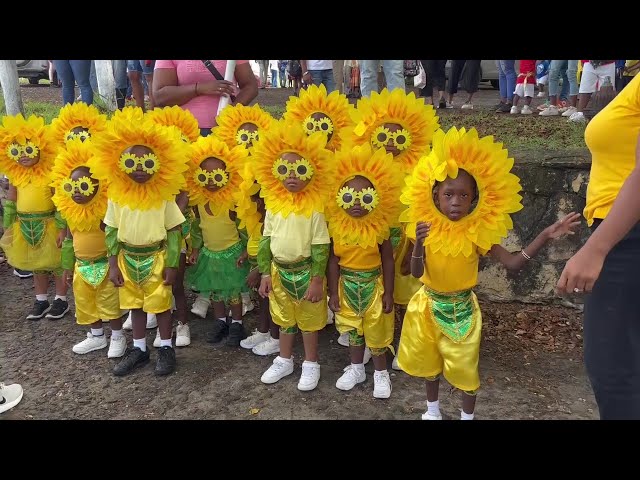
[476,148,591,304]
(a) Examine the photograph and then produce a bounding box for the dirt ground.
[1,83,597,420]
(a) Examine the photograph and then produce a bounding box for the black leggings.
[420,60,446,97]
[584,220,640,419]
[448,60,481,95]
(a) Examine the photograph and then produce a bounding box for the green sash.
[274,258,312,301]
[18,211,54,247]
[77,257,109,287]
[340,267,381,316]
[121,242,163,285]
[426,287,477,343]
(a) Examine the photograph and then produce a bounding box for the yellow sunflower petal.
[212,103,275,150]
[146,106,200,143]
[49,102,107,149]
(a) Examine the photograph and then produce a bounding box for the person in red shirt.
[510,60,536,115]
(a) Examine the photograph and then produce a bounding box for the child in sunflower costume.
[327,144,404,399]
[49,102,107,147]
[398,127,581,420]
[51,139,126,358]
[145,105,201,348]
[90,115,188,377]
[211,103,276,322]
[340,88,441,365]
[254,121,334,391]
[235,168,281,356]
[185,135,251,347]
[0,114,70,320]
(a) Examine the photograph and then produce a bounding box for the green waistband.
[424,285,473,302]
[340,266,381,281]
[121,242,164,255]
[17,210,55,220]
[274,257,312,271]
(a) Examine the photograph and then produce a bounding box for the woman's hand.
[556,245,605,295]
[197,80,235,97]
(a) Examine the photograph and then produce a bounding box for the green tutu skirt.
[186,241,249,303]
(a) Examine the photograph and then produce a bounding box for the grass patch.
[261,104,285,119]
[0,97,61,124]
[436,110,586,150]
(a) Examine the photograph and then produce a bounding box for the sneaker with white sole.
[561,106,577,117]
[191,295,211,318]
[72,332,108,354]
[298,361,321,391]
[568,111,586,122]
[421,411,443,420]
[391,355,401,371]
[252,336,280,355]
[326,305,334,324]
[261,356,294,384]
[240,329,270,349]
[539,105,560,116]
[153,328,162,348]
[510,106,519,114]
[521,105,533,115]
[107,336,127,358]
[536,91,546,98]
[363,347,372,365]
[335,364,366,391]
[337,332,349,347]
[373,370,392,398]
[461,102,474,110]
[0,383,24,414]
[175,322,190,347]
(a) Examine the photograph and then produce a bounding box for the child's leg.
[34,273,48,297]
[422,377,443,420]
[279,329,296,359]
[172,253,187,325]
[462,391,477,419]
[301,330,318,362]
[227,297,247,346]
[46,272,70,319]
[206,300,230,343]
[154,309,176,375]
[131,308,147,347]
[27,273,52,319]
[524,95,532,106]
[54,272,67,297]
[512,93,521,107]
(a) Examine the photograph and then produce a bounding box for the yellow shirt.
[197,205,239,252]
[17,184,54,213]
[624,60,640,77]
[247,234,261,258]
[334,243,381,270]
[584,74,640,225]
[263,210,330,263]
[72,227,107,260]
[422,248,479,293]
[104,199,185,245]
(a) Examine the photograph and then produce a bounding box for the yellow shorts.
[397,287,482,392]
[73,263,122,325]
[0,217,61,272]
[117,250,172,314]
[269,264,327,332]
[335,275,394,349]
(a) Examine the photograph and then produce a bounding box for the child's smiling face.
[433,169,477,221]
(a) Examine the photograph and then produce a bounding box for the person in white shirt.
[301,60,335,92]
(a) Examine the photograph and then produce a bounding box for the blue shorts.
[127,60,155,75]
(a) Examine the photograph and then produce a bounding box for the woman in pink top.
[153,60,258,136]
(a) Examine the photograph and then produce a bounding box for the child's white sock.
[352,363,365,372]
[232,319,242,324]
[427,400,440,417]
[111,329,123,340]
[54,295,67,302]
[36,294,48,302]
[461,410,475,421]
[91,328,104,337]
[133,338,146,352]
[160,339,172,348]
[217,317,227,323]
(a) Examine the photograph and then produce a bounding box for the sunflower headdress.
[341,88,440,173]
[49,102,107,148]
[234,163,263,238]
[400,127,523,257]
[283,83,355,152]
[251,120,335,218]
[146,106,200,143]
[89,116,189,210]
[187,135,249,214]
[327,144,405,248]
[213,103,275,151]
[0,114,57,188]
[50,138,106,232]
[112,106,145,122]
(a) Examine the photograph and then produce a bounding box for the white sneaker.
[326,304,334,324]
[373,370,392,399]
[461,102,474,110]
[261,356,294,384]
[568,111,586,122]
[335,364,366,391]
[242,293,254,315]
[536,91,546,98]
[252,336,280,356]
[123,311,133,330]
[561,106,577,117]
[72,332,108,354]
[445,102,454,109]
[391,355,401,371]
[191,295,210,318]
[539,105,559,116]
[298,361,321,391]
[421,411,443,420]
[509,105,519,114]
[107,336,127,358]
[240,329,270,349]
[521,105,533,115]
[337,332,349,347]
[146,313,157,329]
[153,328,162,348]
[0,383,24,414]
[175,322,191,347]
[363,347,372,365]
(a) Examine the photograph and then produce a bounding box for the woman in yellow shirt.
[398,127,580,420]
[557,74,640,419]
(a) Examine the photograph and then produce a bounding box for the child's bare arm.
[380,239,395,314]
[7,183,16,201]
[411,222,431,278]
[490,212,582,271]
[328,243,340,312]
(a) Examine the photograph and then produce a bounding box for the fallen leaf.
[249,408,260,415]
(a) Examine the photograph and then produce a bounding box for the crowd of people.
[1,59,639,420]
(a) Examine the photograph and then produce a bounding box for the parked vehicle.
[16,60,49,84]
[445,60,521,89]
